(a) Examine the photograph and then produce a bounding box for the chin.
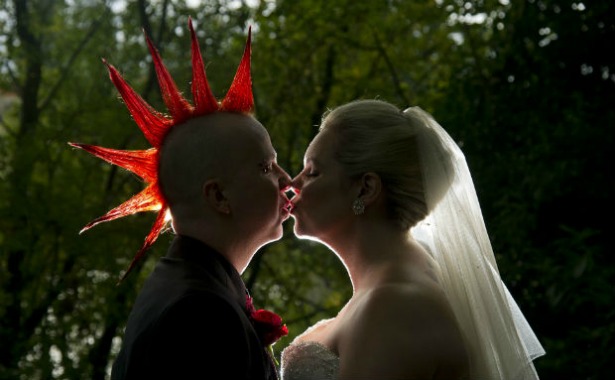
[272,226,284,241]
[291,220,317,241]
[263,224,285,244]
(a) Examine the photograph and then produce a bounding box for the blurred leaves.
[1,0,613,378]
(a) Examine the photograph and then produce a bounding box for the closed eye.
[299,165,318,178]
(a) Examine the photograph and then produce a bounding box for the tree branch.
[371,29,411,106]
[39,9,110,112]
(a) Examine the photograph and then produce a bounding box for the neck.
[172,217,260,274]
[325,219,411,292]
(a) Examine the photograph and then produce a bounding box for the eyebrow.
[260,152,277,164]
[262,151,277,160]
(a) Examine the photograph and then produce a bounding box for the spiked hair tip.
[69,18,254,282]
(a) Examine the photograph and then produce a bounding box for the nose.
[278,168,295,200]
[277,164,292,191]
[291,174,301,187]
[290,175,302,194]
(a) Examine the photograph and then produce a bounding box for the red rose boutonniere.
[246,296,289,364]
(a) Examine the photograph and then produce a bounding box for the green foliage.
[0,0,612,378]
[432,1,615,378]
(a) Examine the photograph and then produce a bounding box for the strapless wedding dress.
[280,341,339,380]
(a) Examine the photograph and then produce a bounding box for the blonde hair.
[320,99,430,230]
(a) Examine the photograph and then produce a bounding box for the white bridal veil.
[406,107,545,379]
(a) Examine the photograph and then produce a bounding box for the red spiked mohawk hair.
[69,18,253,281]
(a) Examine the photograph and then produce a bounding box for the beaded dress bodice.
[280,341,339,380]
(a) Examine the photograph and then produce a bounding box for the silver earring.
[352,198,365,215]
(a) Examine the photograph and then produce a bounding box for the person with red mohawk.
[70,18,291,379]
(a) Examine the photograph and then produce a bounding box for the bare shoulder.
[352,283,458,342]
[291,317,335,345]
[339,284,469,379]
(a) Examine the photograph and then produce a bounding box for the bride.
[281,99,545,379]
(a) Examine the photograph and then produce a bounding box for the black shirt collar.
[165,235,249,304]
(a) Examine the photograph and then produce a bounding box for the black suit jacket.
[112,235,277,380]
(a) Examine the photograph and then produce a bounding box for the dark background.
[1,0,613,379]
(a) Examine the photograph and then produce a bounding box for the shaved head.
[159,112,268,214]
[157,111,290,269]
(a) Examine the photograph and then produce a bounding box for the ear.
[357,172,382,206]
[203,179,231,214]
